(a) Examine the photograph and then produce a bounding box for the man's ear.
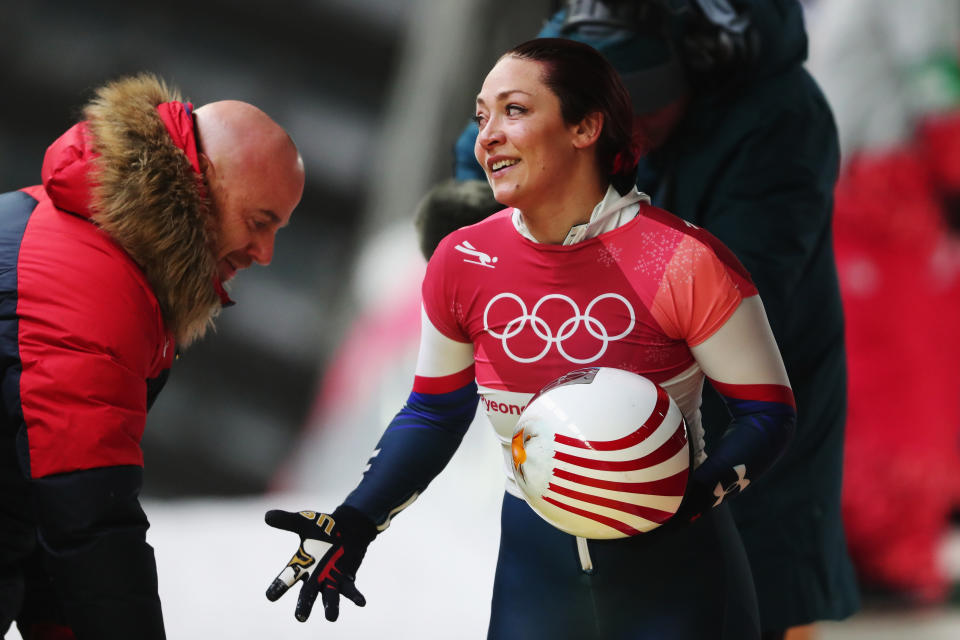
[571,111,603,149]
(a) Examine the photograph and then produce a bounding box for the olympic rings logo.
[483,293,635,364]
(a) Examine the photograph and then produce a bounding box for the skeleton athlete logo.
[483,292,635,364]
[454,240,498,268]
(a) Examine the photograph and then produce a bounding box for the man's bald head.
[194,100,304,201]
[193,100,305,281]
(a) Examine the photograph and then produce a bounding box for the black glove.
[265,505,377,622]
[670,476,715,525]
[671,464,751,525]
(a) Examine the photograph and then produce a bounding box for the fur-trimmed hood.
[41,73,221,347]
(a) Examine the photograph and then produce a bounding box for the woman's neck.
[519,176,609,245]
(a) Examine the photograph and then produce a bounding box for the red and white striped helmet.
[511,367,690,539]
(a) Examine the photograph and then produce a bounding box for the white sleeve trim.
[689,295,791,387]
[414,305,474,377]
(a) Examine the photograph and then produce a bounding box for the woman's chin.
[491,186,522,209]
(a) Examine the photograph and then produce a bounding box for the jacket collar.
[512,185,650,245]
[42,74,225,347]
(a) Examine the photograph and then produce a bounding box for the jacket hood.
[738,0,808,83]
[42,122,98,218]
[538,0,808,110]
[41,73,222,348]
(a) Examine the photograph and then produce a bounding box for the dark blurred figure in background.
[454,2,858,638]
[414,179,503,261]
[0,74,304,639]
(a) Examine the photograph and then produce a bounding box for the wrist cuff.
[333,504,378,543]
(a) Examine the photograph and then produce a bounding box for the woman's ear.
[571,111,604,149]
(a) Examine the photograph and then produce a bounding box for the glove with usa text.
[265,505,378,622]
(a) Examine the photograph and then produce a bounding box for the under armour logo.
[454,240,498,268]
[712,464,750,507]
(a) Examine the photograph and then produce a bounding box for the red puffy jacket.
[0,75,222,640]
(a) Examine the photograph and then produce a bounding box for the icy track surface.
[151,460,504,638]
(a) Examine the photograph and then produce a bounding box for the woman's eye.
[506,104,526,116]
[472,113,486,127]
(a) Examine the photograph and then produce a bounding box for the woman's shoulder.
[432,207,516,259]
[631,203,753,285]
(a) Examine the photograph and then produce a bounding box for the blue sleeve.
[689,395,796,511]
[343,382,479,528]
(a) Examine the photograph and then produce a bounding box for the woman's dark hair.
[504,37,638,193]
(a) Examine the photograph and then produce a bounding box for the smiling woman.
[264,38,795,640]
[473,39,637,243]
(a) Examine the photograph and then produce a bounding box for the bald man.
[0,73,304,639]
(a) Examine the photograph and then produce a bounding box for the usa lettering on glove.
[265,505,377,622]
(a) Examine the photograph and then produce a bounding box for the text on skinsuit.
[482,397,527,415]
